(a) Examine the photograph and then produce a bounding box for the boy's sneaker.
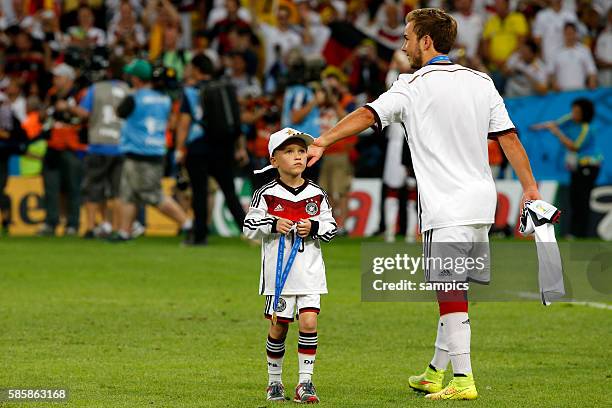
[293,381,319,404]
[266,381,285,401]
[409,365,445,393]
[425,373,478,400]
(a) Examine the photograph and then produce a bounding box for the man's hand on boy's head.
[297,219,312,237]
[276,218,294,234]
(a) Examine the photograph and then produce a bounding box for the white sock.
[181,218,193,230]
[298,332,317,383]
[406,200,417,242]
[441,312,472,375]
[384,196,399,242]
[431,318,450,370]
[266,336,285,383]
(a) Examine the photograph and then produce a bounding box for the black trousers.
[569,164,600,237]
[185,152,246,242]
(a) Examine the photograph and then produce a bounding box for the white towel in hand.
[519,200,564,305]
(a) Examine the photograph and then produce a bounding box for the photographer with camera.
[38,63,85,236]
[113,59,192,242]
[76,62,130,238]
[175,54,247,246]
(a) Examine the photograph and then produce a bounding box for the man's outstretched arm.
[497,132,541,204]
[307,107,375,166]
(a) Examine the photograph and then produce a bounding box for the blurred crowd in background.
[0,0,609,240]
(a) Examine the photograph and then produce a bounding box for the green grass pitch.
[0,237,610,407]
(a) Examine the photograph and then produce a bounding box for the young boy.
[243,127,338,403]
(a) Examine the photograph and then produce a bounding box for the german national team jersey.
[243,178,337,296]
[367,62,515,232]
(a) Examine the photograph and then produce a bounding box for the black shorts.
[81,154,123,202]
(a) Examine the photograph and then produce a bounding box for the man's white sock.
[431,318,450,370]
[441,312,472,375]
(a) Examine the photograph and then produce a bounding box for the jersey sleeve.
[366,78,410,131]
[487,82,515,139]
[243,192,277,239]
[309,192,338,243]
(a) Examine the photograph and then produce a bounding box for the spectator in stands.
[345,39,387,102]
[251,4,301,75]
[67,6,107,49]
[158,24,191,81]
[373,2,404,50]
[227,51,262,101]
[532,99,602,237]
[504,40,548,97]
[175,54,247,246]
[533,0,580,66]
[549,22,597,91]
[6,78,27,122]
[450,0,483,67]
[38,64,84,236]
[0,93,28,236]
[210,0,251,56]
[4,28,47,97]
[297,0,332,60]
[107,0,147,56]
[595,8,612,87]
[143,0,180,61]
[481,0,529,91]
[76,65,129,239]
[114,59,192,242]
[207,0,252,29]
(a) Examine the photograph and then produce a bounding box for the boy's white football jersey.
[243,178,338,295]
[367,62,515,232]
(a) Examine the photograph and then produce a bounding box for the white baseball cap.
[253,127,315,174]
[267,127,315,157]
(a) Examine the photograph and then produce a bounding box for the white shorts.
[422,224,491,284]
[263,294,321,323]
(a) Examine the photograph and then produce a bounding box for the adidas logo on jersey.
[274,204,284,211]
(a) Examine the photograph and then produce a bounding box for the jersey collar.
[277,178,309,196]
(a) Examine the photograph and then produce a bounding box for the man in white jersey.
[307,8,540,401]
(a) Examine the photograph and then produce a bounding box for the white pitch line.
[514,291,612,310]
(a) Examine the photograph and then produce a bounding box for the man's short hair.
[405,8,457,54]
[191,54,214,76]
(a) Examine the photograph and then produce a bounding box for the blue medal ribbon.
[272,232,302,324]
[425,55,451,65]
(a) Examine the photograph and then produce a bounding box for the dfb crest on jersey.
[305,201,318,216]
[275,297,287,312]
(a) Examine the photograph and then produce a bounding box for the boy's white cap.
[267,127,315,157]
[253,127,315,174]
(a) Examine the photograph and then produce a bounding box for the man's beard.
[409,47,423,69]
